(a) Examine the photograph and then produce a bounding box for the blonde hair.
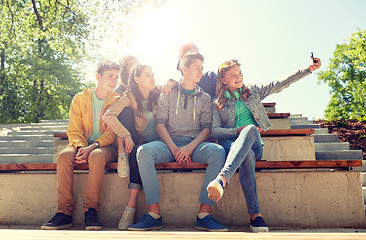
[214,59,251,111]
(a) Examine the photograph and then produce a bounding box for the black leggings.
[117,107,143,190]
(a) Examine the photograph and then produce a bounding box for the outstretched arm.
[256,56,322,100]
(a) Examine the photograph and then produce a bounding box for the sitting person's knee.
[88,150,106,165]
[57,147,76,165]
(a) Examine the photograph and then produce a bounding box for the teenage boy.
[41,60,121,231]
[176,42,217,99]
[128,51,227,232]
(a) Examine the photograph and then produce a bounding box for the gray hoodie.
[156,83,212,139]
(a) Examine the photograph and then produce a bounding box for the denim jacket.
[212,66,311,140]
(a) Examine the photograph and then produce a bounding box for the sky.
[93,0,366,120]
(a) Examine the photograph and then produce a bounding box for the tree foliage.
[0,0,91,123]
[0,0,163,123]
[318,29,366,121]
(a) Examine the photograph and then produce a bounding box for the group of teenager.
[40,42,321,232]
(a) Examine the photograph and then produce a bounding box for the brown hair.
[214,59,251,111]
[179,50,204,75]
[96,59,120,76]
[118,55,138,87]
[127,64,159,117]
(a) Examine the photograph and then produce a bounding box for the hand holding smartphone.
[311,52,319,63]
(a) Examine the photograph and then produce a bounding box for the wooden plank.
[0,160,361,172]
[267,113,291,118]
[53,133,67,139]
[261,129,315,136]
[263,102,276,107]
[0,163,57,171]
[54,128,315,140]
[155,162,207,169]
[254,160,362,169]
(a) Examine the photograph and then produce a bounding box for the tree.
[0,0,163,123]
[318,29,366,120]
[0,0,90,123]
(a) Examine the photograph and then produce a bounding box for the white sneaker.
[207,179,224,202]
[117,152,130,178]
[118,208,136,230]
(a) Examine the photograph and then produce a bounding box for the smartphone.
[311,52,319,63]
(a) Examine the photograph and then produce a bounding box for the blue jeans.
[137,137,226,205]
[219,125,262,215]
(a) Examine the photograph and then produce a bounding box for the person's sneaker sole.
[118,209,135,230]
[85,225,102,231]
[250,225,269,233]
[128,226,163,231]
[41,223,72,230]
[118,220,133,230]
[196,226,228,232]
[207,181,223,202]
[117,153,130,178]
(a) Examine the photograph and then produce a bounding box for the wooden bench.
[39,128,358,171]
[53,129,315,140]
[263,102,276,107]
[267,113,290,118]
[0,160,361,172]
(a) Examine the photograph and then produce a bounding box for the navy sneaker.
[250,216,269,232]
[128,214,163,231]
[85,208,102,231]
[196,215,228,232]
[41,212,72,230]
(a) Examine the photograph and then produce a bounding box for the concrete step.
[289,114,303,118]
[0,140,55,147]
[313,134,338,143]
[0,147,54,154]
[314,142,349,151]
[315,150,363,160]
[264,106,276,113]
[0,135,57,141]
[7,130,64,136]
[290,117,311,123]
[0,171,364,228]
[354,160,366,172]
[291,124,321,129]
[313,128,329,135]
[0,154,54,163]
[19,126,68,131]
[40,120,68,123]
[361,172,366,186]
[0,123,33,128]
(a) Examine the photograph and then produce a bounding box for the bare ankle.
[218,175,227,186]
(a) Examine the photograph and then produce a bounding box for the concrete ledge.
[54,135,316,163]
[0,171,364,228]
[268,118,291,130]
[262,136,315,161]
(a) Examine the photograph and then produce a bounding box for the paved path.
[1,229,366,240]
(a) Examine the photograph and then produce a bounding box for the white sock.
[119,152,127,157]
[148,212,161,219]
[198,212,210,219]
[125,207,135,212]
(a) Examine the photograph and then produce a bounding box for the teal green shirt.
[181,86,195,95]
[141,100,160,142]
[231,90,264,145]
[88,90,106,144]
